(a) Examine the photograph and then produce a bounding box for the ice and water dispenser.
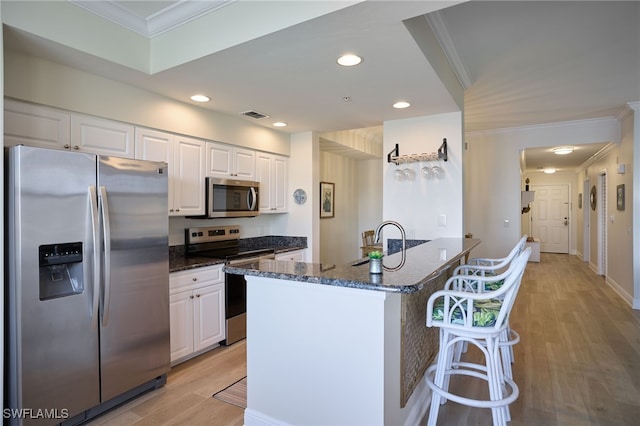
[39,242,84,300]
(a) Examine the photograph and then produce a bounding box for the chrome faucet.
[373,220,406,271]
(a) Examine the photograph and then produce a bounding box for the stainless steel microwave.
[204,177,260,218]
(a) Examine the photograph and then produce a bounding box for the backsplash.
[387,239,430,255]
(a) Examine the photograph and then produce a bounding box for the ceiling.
[3,1,639,172]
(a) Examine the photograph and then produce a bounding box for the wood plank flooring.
[88,253,640,425]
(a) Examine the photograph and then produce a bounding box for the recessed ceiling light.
[543,167,557,174]
[273,122,287,127]
[190,94,210,102]
[552,146,574,155]
[393,101,411,109]
[337,54,362,66]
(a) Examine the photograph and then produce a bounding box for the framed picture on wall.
[320,182,335,218]
[617,184,625,211]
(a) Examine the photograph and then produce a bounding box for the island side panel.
[245,276,393,426]
[400,263,456,407]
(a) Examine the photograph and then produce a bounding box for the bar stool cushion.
[432,296,502,327]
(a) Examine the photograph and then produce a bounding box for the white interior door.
[531,184,570,253]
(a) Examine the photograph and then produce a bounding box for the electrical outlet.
[438,214,447,227]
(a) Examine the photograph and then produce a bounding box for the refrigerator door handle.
[89,186,101,330]
[99,186,112,327]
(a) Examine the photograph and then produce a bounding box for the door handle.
[564,217,569,226]
[89,186,100,330]
[99,186,112,327]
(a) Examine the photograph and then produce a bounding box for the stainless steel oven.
[185,225,274,346]
[224,253,274,345]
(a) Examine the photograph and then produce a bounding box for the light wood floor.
[88,253,640,425]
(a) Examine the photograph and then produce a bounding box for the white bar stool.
[425,248,531,426]
[451,235,528,379]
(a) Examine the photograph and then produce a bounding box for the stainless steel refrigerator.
[5,145,170,425]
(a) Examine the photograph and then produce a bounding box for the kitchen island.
[224,238,480,426]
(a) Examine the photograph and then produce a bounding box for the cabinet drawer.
[170,265,223,293]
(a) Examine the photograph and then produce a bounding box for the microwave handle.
[248,187,257,211]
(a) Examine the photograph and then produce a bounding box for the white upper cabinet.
[256,152,288,213]
[135,128,205,216]
[206,141,256,181]
[4,99,71,150]
[71,113,135,158]
[4,100,134,158]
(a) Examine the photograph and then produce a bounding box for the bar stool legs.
[425,330,519,426]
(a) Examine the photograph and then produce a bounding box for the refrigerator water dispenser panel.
[39,242,84,300]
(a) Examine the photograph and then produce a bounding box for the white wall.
[382,112,464,246]
[319,151,360,264]
[465,117,620,259]
[357,158,384,252]
[4,51,290,156]
[575,111,634,304]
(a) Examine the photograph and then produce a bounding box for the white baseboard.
[244,408,290,426]
[605,275,634,308]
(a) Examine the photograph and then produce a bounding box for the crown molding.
[425,10,472,90]
[466,116,619,137]
[70,0,235,38]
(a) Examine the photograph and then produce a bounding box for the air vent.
[240,110,269,120]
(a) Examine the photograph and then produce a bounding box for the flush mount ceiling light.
[393,101,411,109]
[273,122,287,127]
[543,167,557,174]
[190,94,210,102]
[552,146,574,155]
[337,54,362,66]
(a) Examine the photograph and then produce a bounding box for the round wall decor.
[590,185,597,210]
[293,188,307,205]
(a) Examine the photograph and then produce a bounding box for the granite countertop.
[224,238,481,294]
[169,245,307,273]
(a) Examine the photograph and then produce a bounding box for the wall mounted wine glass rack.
[387,138,448,165]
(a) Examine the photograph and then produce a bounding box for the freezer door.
[5,146,100,424]
[97,156,170,401]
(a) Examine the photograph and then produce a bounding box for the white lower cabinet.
[169,265,225,365]
[275,249,305,262]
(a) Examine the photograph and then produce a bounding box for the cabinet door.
[272,155,288,212]
[135,128,175,214]
[71,114,135,158]
[173,136,205,216]
[193,284,225,351]
[4,100,70,149]
[257,153,288,213]
[233,147,256,180]
[256,153,272,213]
[170,291,194,363]
[205,142,233,178]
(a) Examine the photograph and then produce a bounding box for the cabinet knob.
[196,294,201,298]
[176,208,180,212]
[64,144,71,149]
[192,277,197,281]
[73,145,80,150]
[190,295,194,299]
